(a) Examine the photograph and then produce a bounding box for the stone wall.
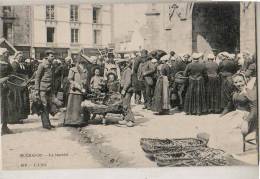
[143,3,192,54]
[143,2,256,56]
[240,2,256,55]
[13,6,31,46]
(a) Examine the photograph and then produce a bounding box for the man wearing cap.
[35,50,56,129]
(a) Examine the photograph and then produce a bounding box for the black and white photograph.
[0,0,259,174]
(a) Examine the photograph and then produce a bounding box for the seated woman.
[231,73,257,137]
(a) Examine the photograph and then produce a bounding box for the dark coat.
[184,61,208,80]
[142,60,158,86]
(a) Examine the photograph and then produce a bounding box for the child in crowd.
[90,68,104,95]
[106,73,120,94]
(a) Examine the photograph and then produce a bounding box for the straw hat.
[192,52,203,59]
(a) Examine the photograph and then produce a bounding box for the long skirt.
[206,76,221,113]
[19,88,30,119]
[1,86,16,124]
[7,86,29,123]
[220,75,235,110]
[64,94,87,126]
[152,76,170,113]
[184,77,207,115]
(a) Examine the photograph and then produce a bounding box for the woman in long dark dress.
[64,57,90,127]
[152,58,171,115]
[11,51,30,123]
[0,48,15,134]
[218,52,237,113]
[205,54,221,113]
[183,53,208,115]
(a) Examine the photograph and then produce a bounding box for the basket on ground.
[140,138,207,155]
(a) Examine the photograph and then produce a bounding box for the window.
[71,29,79,43]
[70,5,79,21]
[47,27,55,43]
[46,5,55,20]
[2,6,12,17]
[93,30,101,45]
[93,7,101,23]
[3,23,13,42]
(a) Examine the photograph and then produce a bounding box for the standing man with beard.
[35,50,56,130]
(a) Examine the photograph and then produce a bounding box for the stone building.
[0,4,113,59]
[143,2,256,56]
[0,6,31,57]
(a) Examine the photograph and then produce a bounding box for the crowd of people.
[0,47,257,140]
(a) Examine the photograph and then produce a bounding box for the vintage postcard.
[0,0,259,175]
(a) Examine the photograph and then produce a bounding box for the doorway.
[192,2,240,55]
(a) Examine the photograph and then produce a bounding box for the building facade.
[143,2,256,56]
[0,4,113,59]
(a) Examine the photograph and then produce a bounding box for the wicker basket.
[154,152,193,167]
[140,138,207,155]
[186,147,227,166]
[171,138,207,151]
[140,138,181,155]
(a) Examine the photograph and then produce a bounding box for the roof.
[0,38,17,55]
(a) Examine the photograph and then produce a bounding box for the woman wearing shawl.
[218,52,237,114]
[205,54,221,113]
[152,58,171,115]
[0,48,15,134]
[64,56,90,127]
[183,53,208,115]
[11,51,30,123]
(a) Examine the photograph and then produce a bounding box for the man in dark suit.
[35,50,56,129]
[132,49,148,104]
[142,56,158,110]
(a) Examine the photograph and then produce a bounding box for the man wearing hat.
[35,49,56,129]
[119,59,135,127]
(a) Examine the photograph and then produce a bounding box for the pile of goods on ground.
[81,93,123,114]
[140,138,228,166]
